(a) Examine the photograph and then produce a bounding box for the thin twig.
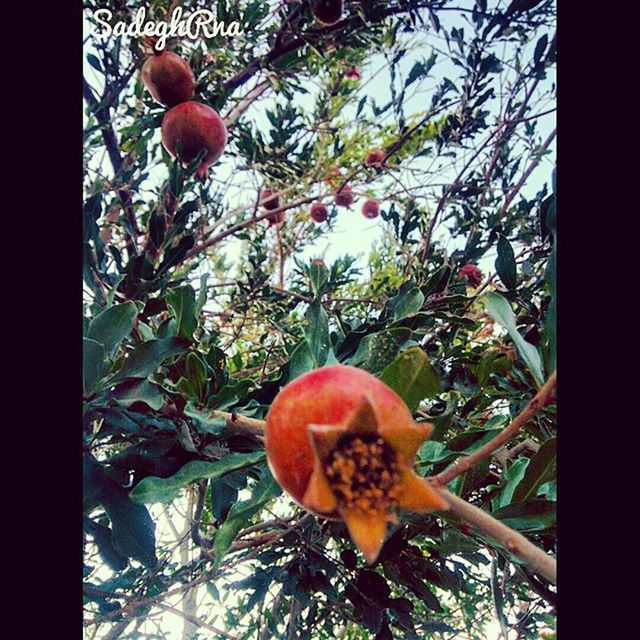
[434,371,556,486]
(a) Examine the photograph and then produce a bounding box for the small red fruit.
[362,199,380,219]
[459,264,483,288]
[345,66,361,80]
[141,50,196,107]
[260,188,285,224]
[265,365,448,564]
[161,102,228,180]
[309,203,329,223]
[312,0,344,26]
[334,184,354,207]
[365,149,386,168]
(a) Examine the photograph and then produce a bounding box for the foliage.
[83,1,557,638]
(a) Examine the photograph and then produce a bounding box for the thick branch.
[432,485,556,584]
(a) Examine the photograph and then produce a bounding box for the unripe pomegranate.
[334,184,354,207]
[459,264,483,288]
[312,0,344,27]
[365,149,386,168]
[309,203,329,223]
[362,199,380,219]
[141,50,196,107]
[161,102,228,181]
[265,365,448,563]
[260,188,285,224]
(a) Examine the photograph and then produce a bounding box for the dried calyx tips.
[325,434,401,516]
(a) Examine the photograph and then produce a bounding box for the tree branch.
[433,371,557,486]
[431,485,556,584]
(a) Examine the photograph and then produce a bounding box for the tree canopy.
[83,1,557,639]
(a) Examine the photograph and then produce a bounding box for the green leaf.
[545,242,557,371]
[112,379,164,411]
[304,299,330,368]
[83,517,128,572]
[287,340,316,381]
[84,338,106,395]
[166,286,197,341]
[390,286,425,322]
[130,452,266,503]
[491,499,556,532]
[87,302,138,356]
[101,488,157,567]
[349,328,411,373]
[476,349,511,387]
[380,347,441,412]
[83,454,157,567]
[512,438,556,503]
[482,292,544,387]
[213,468,282,566]
[495,235,517,290]
[149,210,166,249]
[184,353,209,403]
[184,403,227,434]
[309,260,329,298]
[111,338,190,382]
[495,458,529,508]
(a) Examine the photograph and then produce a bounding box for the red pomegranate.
[141,51,195,107]
[312,0,344,26]
[362,199,380,219]
[345,66,361,80]
[365,149,386,168]
[265,365,448,563]
[459,264,483,288]
[334,184,354,207]
[161,102,228,180]
[309,203,329,223]
[260,188,285,224]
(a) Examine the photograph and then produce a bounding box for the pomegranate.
[161,102,228,180]
[459,264,483,288]
[265,365,448,563]
[309,203,329,223]
[141,50,196,107]
[312,0,344,27]
[334,184,354,207]
[260,188,285,224]
[345,66,361,80]
[362,199,380,219]
[365,149,386,168]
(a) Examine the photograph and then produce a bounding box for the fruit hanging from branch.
[365,148,386,168]
[260,188,285,224]
[362,198,380,219]
[312,0,344,27]
[459,264,484,288]
[345,65,361,80]
[141,49,196,107]
[161,102,228,181]
[334,184,355,207]
[309,203,329,223]
[265,365,448,564]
